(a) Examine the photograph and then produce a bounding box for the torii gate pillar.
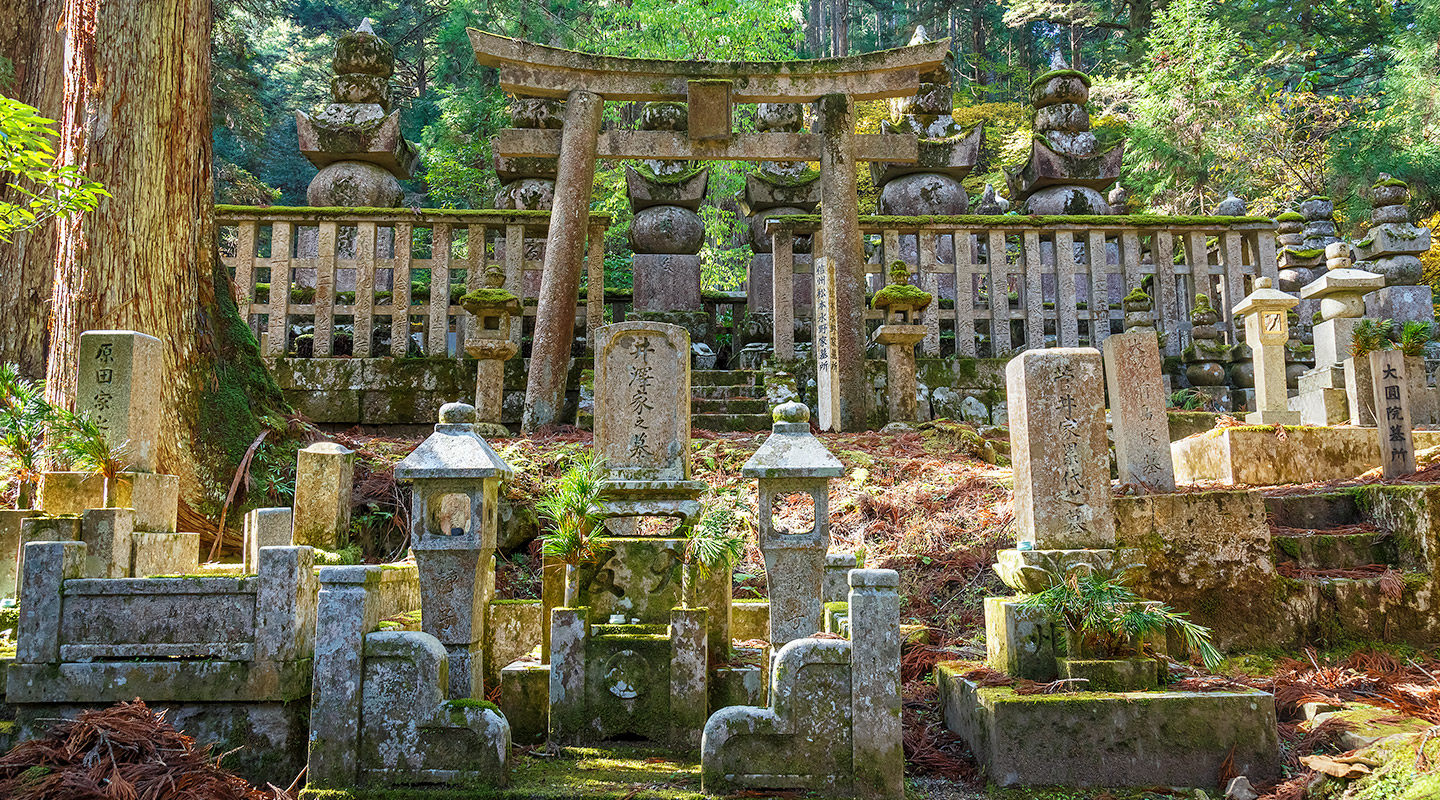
[523,89,603,432]
[815,94,868,432]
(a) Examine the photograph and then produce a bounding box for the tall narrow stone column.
[523,89,604,432]
[814,94,867,432]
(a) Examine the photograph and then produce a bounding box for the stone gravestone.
[1233,277,1300,425]
[1370,350,1416,478]
[593,322,693,485]
[1102,330,1175,491]
[243,507,294,573]
[76,331,162,472]
[1007,348,1115,548]
[293,442,355,549]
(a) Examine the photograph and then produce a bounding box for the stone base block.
[1299,364,1347,393]
[992,549,1116,594]
[499,661,549,745]
[1366,285,1435,325]
[131,531,200,577]
[632,254,702,313]
[938,663,1280,788]
[710,663,767,712]
[1173,427,1440,485]
[1246,409,1300,425]
[0,509,40,598]
[39,471,179,533]
[627,310,710,347]
[1057,657,1158,692]
[1290,388,1349,426]
[1316,318,1362,372]
[731,600,770,641]
[984,596,1055,681]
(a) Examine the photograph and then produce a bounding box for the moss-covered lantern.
[741,401,844,646]
[394,401,515,698]
[871,261,933,325]
[461,266,522,437]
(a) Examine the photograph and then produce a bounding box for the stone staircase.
[692,370,771,432]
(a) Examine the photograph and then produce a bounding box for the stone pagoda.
[295,20,418,207]
[742,102,818,324]
[1292,243,1385,425]
[870,27,982,220]
[494,97,561,210]
[1005,65,1122,215]
[1358,175,1434,325]
[626,103,711,343]
[1277,196,1339,292]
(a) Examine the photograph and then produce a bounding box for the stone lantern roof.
[742,402,844,479]
[1232,277,1298,317]
[395,402,514,480]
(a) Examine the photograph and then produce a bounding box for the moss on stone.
[1287,247,1326,259]
[763,213,1275,230]
[1029,68,1092,89]
[1276,212,1305,222]
[871,283,933,310]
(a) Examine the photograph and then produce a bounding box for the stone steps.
[692,412,772,432]
[693,397,768,415]
[693,369,761,387]
[693,385,757,399]
[1272,531,1399,570]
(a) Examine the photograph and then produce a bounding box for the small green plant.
[1351,318,1395,359]
[1397,321,1434,358]
[0,363,55,508]
[53,409,129,508]
[1167,388,1207,411]
[1017,562,1222,671]
[680,493,747,606]
[535,452,607,606]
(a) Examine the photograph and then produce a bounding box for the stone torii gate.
[468,30,947,432]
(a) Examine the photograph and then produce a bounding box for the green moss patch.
[1029,68,1092,89]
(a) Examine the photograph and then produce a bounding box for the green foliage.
[1017,561,1223,671]
[682,494,745,578]
[1398,321,1435,358]
[871,283,934,310]
[536,452,607,568]
[1168,388,1207,411]
[1351,318,1395,359]
[0,364,56,508]
[0,98,108,241]
[52,410,129,508]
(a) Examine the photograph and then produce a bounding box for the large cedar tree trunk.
[0,0,65,378]
[46,0,287,534]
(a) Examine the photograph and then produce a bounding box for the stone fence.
[216,206,610,360]
[765,214,1279,361]
[9,543,322,779]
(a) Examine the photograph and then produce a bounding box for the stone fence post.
[16,541,84,664]
[848,568,902,800]
[255,546,317,663]
[308,565,383,789]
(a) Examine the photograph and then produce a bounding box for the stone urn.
[460,266,521,436]
[1183,294,1228,387]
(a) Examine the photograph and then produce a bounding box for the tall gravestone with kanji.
[36,330,197,579]
[1102,313,1175,491]
[549,320,721,747]
[1371,350,1416,478]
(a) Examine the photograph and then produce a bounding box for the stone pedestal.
[243,507,294,573]
[294,442,355,550]
[1233,277,1300,425]
[1291,364,1350,425]
[1371,350,1416,478]
[1314,317,1363,371]
[632,254,702,312]
[874,324,926,424]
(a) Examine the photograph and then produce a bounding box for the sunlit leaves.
[0,99,108,242]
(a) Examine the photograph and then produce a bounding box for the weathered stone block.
[1102,331,1175,490]
[40,471,179,533]
[16,541,84,663]
[1056,657,1157,692]
[485,600,541,691]
[499,661,550,745]
[75,330,163,472]
[1173,427,1440,486]
[130,532,199,578]
[983,596,1056,681]
[80,507,133,578]
[359,631,510,786]
[731,599,770,641]
[0,509,39,598]
[938,664,1280,788]
[243,507,294,573]
[293,442,355,549]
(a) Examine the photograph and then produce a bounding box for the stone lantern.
[1301,243,1385,371]
[394,401,515,699]
[1232,277,1299,424]
[462,267,521,437]
[871,264,931,423]
[741,401,843,647]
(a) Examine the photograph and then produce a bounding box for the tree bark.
[46,0,288,535]
[0,0,65,378]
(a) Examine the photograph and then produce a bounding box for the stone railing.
[765,214,1278,360]
[217,206,610,359]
